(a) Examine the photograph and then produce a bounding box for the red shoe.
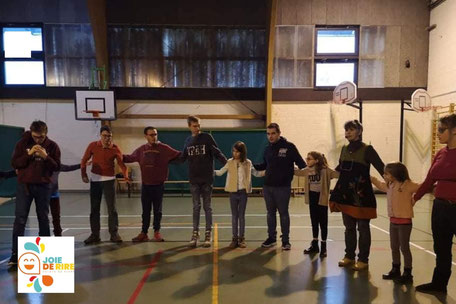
[153,231,164,242]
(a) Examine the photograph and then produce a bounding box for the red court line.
[127,250,163,304]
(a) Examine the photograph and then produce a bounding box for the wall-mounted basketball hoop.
[332,81,363,123]
[411,88,432,112]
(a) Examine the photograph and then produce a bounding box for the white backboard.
[411,89,432,112]
[75,90,116,120]
[333,81,357,104]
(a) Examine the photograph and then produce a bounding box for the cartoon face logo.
[19,252,41,275]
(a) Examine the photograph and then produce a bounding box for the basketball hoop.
[333,81,357,105]
[411,89,432,112]
[85,110,100,118]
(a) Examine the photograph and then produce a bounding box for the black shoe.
[415,282,447,294]
[261,237,276,248]
[8,254,17,266]
[282,241,291,251]
[304,240,319,254]
[320,241,327,258]
[382,264,401,280]
[110,233,123,243]
[394,273,413,284]
[84,234,101,245]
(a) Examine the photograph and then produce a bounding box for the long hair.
[384,162,410,184]
[308,151,328,173]
[233,141,247,162]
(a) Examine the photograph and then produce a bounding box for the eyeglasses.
[31,134,46,140]
[101,134,112,138]
[438,127,448,134]
[146,133,157,137]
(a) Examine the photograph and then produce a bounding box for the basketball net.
[85,110,101,118]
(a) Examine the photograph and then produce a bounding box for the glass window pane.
[3,27,42,58]
[316,29,356,54]
[4,61,45,85]
[315,62,355,87]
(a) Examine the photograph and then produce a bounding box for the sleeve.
[11,141,31,169]
[371,176,388,192]
[44,144,61,172]
[292,144,306,169]
[123,146,141,164]
[366,145,385,176]
[294,167,309,177]
[60,163,81,172]
[115,146,129,180]
[251,160,265,177]
[0,170,17,179]
[328,168,340,179]
[209,135,227,165]
[165,144,182,162]
[335,148,343,172]
[253,148,268,171]
[214,163,229,176]
[81,143,94,178]
[414,153,440,201]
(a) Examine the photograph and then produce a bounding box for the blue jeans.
[229,190,248,237]
[263,185,291,242]
[12,183,52,255]
[190,183,213,232]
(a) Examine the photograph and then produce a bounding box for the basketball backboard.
[411,89,432,112]
[333,81,357,104]
[75,90,116,121]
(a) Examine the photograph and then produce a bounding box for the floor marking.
[0,214,341,219]
[0,257,10,265]
[127,250,163,304]
[212,223,219,304]
[370,223,456,266]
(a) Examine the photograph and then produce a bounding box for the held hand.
[125,178,132,185]
[82,176,89,183]
[36,147,48,159]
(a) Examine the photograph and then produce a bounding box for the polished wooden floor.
[0,192,454,304]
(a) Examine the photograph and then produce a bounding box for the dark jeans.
[309,191,328,240]
[12,183,52,255]
[263,185,291,242]
[431,199,456,287]
[342,213,371,263]
[190,183,213,232]
[90,180,118,236]
[229,190,248,237]
[50,197,62,235]
[141,184,164,233]
[390,222,412,268]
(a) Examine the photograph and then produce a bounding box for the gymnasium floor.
[0,192,454,304]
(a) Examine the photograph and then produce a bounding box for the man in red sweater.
[123,126,181,242]
[9,120,61,266]
[81,125,129,244]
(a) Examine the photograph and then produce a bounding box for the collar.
[97,140,114,149]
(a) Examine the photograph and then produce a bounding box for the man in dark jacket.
[254,123,306,250]
[9,120,61,266]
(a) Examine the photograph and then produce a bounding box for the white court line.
[0,225,346,231]
[0,257,10,265]
[370,223,456,266]
[61,228,70,234]
[0,214,341,219]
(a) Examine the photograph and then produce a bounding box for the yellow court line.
[212,223,219,304]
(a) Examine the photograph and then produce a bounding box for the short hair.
[439,113,456,130]
[100,125,112,134]
[187,115,200,126]
[144,126,157,135]
[344,120,363,133]
[384,162,410,183]
[233,141,247,162]
[30,120,48,134]
[267,123,281,133]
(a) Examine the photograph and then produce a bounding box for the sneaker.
[282,241,291,251]
[8,254,17,266]
[303,240,319,254]
[84,234,101,245]
[238,237,246,248]
[153,231,164,242]
[228,237,238,248]
[188,231,199,248]
[110,233,123,243]
[338,257,355,267]
[132,232,149,242]
[352,261,369,271]
[202,230,212,248]
[415,282,447,294]
[261,237,276,248]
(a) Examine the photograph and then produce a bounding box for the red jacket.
[81,141,128,179]
[11,131,61,184]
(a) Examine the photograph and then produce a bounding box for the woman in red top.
[414,113,456,294]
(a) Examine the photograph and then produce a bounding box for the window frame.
[313,25,359,89]
[0,23,46,87]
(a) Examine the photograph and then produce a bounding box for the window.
[314,26,359,88]
[1,25,45,85]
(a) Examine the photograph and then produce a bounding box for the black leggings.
[309,191,328,240]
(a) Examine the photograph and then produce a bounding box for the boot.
[188,230,199,248]
[319,241,327,258]
[238,237,247,248]
[394,268,413,284]
[228,236,238,248]
[303,240,319,254]
[382,264,401,280]
[203,230,212,248]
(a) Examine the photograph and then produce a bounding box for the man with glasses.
[81,125,129,244]
[9,120,61,266]
[123,126,181,242]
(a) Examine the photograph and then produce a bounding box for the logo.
[278,148,288,157]
[18,237,74,293]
